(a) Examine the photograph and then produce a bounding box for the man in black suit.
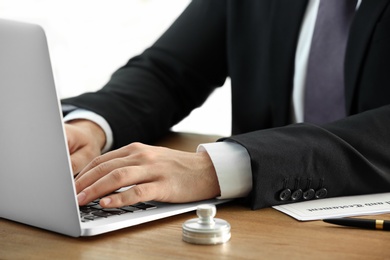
[63,0,390,210]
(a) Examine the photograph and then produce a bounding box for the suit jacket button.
[291,189,303,201]
[279,189,291,201]
[315,188,328,199]
[303,189,315,200]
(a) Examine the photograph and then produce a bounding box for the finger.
[77,165,153,206]
[75,157,134,193]
[75,143,151,187]
[100,183,161,208]
[75,145,133,180]
[70,148,95,175]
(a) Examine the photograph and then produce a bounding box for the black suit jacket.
[63,0,390,209]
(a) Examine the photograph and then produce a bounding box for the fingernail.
[77,191,86,204]
[101,197,112,207]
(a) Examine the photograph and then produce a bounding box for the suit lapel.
[268,0,308,125]
[345,0,390,114]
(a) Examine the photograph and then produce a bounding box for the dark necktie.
[304,0,357,124]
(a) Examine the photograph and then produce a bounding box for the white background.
[0,0,231,136]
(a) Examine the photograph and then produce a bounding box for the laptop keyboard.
[80,199,157,222]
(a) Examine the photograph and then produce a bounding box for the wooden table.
[1,133,389,259]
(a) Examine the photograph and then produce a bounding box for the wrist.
[67,119,106,151]
[197,142,252,199]
[197,151,221,198]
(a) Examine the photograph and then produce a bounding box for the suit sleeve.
[62,0,228,148]
[225,105,390,210]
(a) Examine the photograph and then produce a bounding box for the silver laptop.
[0,18,228,237]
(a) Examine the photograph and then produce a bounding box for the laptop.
[0,18,228,237]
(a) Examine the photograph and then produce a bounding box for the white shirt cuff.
[63,109,113,153]
[197,142,252,199]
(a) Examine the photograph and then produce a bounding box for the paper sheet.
[272,192,390,221]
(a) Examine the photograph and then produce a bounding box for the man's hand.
[74,142,221,208]
[65,120,106,175]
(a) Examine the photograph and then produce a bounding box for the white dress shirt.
[64,0,361,199]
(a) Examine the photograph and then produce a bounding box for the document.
[272,192,390,221]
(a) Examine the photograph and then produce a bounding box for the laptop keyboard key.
[121,206,143,212]
[133,202,157,210]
